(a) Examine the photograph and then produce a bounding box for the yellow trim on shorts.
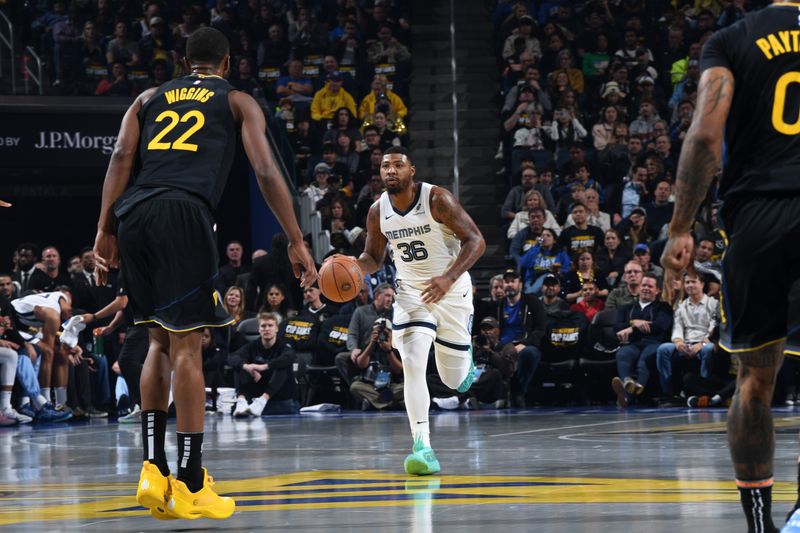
[134,317,236,333]
[719,337,787,354]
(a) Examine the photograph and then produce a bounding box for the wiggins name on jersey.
[379,182,469,289]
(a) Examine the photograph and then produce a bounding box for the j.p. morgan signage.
[0,108,123,169]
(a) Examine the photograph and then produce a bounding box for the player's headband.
[381,154,409,163]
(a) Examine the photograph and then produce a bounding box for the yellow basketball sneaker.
[166,468,235,520]
[136,461,176,520]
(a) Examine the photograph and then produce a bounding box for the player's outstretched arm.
[421,186,486,304]
[662,66,734,280]
[94,88,155,284]
[357,201,388,275]
[230,90,317,288]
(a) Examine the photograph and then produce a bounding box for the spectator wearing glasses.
[606,260,643,310]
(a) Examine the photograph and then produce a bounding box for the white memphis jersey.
[12,291,65,327]
[379,182,466,287]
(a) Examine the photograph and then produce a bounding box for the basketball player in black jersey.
[663,3,800,532]
[93,28,317,520]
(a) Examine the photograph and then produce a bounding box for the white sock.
[711,394,722,405]
[395,330,434,443]
[32,394,47,410]
[55,387,67,406]
[414,425,431,448]
[41,387,51,403]
[20,397,30,407]
[0,391,10,411]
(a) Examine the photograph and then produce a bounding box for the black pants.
[117,325,149,406]
[235,367,294,402]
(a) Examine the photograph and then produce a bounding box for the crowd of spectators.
[4,0,794,424]
[485,0,782,409]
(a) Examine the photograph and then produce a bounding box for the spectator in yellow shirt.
[358,75,408,120]
[310,73,357,123]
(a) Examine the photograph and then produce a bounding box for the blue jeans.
[516,346,542,395]
[656,342,714,396]
[16,352,41,400]
[264,398,300,415]
[91,355,111,408]
[615,341,660,388]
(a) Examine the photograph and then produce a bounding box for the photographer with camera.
[428,317,510,410]
[349,318,404,411]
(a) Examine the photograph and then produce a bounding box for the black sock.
[177,432,204,493]
[737,481,777,533]
[141,410,169,477]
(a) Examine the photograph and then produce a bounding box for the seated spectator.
[246,234,302,313]
[323,107,362,148]
[334,131,360,178]
[502,65,552,117]
[330,19,365,67]
[655,272,718,405]
[348,318,404,411]
[570,280,605,322]
[502,167,556,224]
[564,187,610,233]
[0,295,32,424]
[510,207,546,265]
[610,273,673,407]
[502,15,540,60]
[303,162,331,206]
[282,284,336,367]
[511,110,551,175]
[592,105,620,151]
[547,108,587,156]
[694,238,722,297]
[215,285,253,352]
[629,99,661,140]
[276,59,313,104]
[367,111,402,149]
[288,6,329,59]
[319,143,352,186]
[230,57,261,95]
[540,274,570,319]
[558,203,606,254]
[289,115,320,179]
[310,73,357,123]
[336,283,394,386]
[633,243,663,283]
[644,156,667,188]
[258,283,297,323]
[29,246,72,293]
[561,249,608,303]
[508,188,560,240]
[145,59,171,89]
[257,24,291,68]
[595,229,632,290]
[548,49,584,94]
[492,269,546,407]
[322,196,355,238]
[429,317,510,410]
[518,228,570,296]
[359,75,408,120]
[138,16,173,69]
[616,206,650,247]
[202,327,229,391]
[652,134,677,178]
[367,24,410,66]
[644,181,674,240]
[582,32,611,87]
[606,259,644,310]
[230,313,299,417]
[106,21,140,67]
[615,28,650,71]
[76,20,107,94]
[95,62,137,96]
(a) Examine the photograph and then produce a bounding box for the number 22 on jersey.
[146,109,205,152]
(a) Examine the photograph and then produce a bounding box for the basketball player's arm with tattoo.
[423,186,486,304]
[93,88,157,284]
[661,67,733,284]
[357,201,388,274]
[230,91,317,288]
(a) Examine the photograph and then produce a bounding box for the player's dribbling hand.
[288,240,319,290]
[421,275,454,304]
[93,230,119,286]
[0,199,11,208]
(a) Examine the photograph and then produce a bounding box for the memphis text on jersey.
[384,223,432,241]
[755,30,800,59]
[163,86,215,104]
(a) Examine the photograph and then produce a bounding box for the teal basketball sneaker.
[404,436,441,476]
[456,359,475,394]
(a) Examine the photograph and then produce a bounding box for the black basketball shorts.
[117,192,233,332]
[718,195,800,355]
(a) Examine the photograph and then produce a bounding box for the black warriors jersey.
[118,74,237,214]
[701,3,800,197]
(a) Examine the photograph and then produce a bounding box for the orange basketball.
[319,255,363,303]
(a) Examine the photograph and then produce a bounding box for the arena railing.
[0,11,14,94]
[24,46,43,96]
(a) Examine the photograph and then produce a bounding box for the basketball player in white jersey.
[11,290,77,421]
[354,146,486,474]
